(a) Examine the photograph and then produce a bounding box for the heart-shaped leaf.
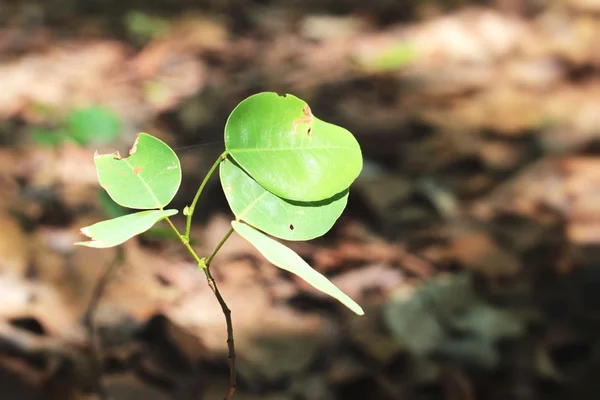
[95,133,181,209]
[76,209,178,248]
[232,221,364,315]
[221,158,348,240]
[225,92,362,202]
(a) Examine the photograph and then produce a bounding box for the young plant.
[75,92,364,399]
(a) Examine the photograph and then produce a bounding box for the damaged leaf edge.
[74,209,178,248]
[93,132,146,161]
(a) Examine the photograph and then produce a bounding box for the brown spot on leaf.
[133,166,142,175]
[120,172,126,176]
[292,104,314,136]
[289,224,295,231]
[303,104,311,117]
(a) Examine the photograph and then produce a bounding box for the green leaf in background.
[30,127,67,147]
[125,10,170,44]
[68,106,122,145]
[225,92,362,202]
[95,132,181,209]
[383,274,523,365]
[97,189,130,219]
[221,158,348,241]
[355,42,418,73]
[231,221,364,315]
[75,209,178,248]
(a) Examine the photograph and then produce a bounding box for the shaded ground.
[1,0,600,399]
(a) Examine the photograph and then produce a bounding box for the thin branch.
[165,217,203,265]
[185,151,228,239]
[205,227,234,267]
[164,216,236,400]
[83,247,125,399]
[204,266,236,400]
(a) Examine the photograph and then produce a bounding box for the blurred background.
[1,0,600,399]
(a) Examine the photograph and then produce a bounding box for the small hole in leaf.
[289,224,294,231]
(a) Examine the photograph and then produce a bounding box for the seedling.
[75,92,364,399]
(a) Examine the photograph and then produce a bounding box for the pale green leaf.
[232,221,364,315]
[75,209,178,248]
[94,132,181,209]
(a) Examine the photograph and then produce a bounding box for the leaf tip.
[80,226,92,238]
[74,240,106,248]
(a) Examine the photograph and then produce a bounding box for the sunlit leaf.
[94,132,181,209]
[75,209,178,248]
[221,158,348,240]
[232,221,364,315]
[225,92,362,202]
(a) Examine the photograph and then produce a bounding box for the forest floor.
[1,1,600,399]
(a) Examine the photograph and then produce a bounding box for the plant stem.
[164,216,237,400]
[165,217,203,264]
[83,247,125,399]
[185,151,228,240]
[206,227,234,267]
[202,264,236,400]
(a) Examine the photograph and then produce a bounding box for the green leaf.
[355,42,418,72]
[30,127,67,147]
[94,133,181,209]
[225,92,362,202]
[97,189,130,219]
[232,221,364,315]
[124,10,170,44]
[221,158,348,241]
[75,209,178,248]
[68,106,122,145]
